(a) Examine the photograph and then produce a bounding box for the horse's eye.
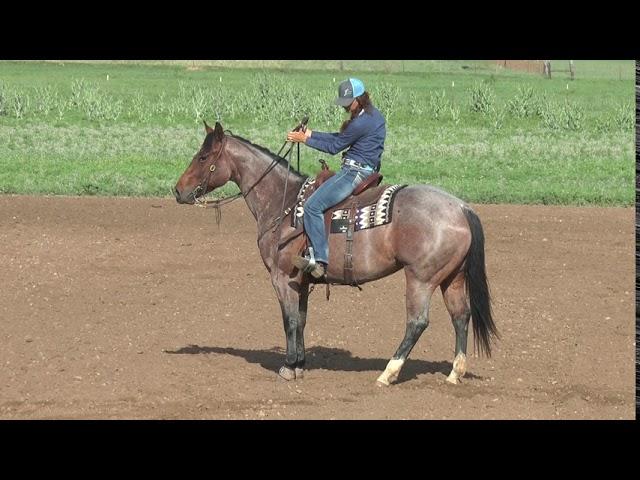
[198,155,207,163]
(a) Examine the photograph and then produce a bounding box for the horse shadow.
[164,344,484,384]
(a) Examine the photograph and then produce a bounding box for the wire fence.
[32,59,637,80]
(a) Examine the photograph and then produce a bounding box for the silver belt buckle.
[352,160,371,171]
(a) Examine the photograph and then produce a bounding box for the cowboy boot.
[292,256,326,279]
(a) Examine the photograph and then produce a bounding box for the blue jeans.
[303,166,373,265]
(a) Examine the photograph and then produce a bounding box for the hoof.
[278,366,296,381]
[376,379,390,388]
[294,368,304,379]
[446,374,460,385]
[452,353,467,379]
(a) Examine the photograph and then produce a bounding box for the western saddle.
[279,160,386,288]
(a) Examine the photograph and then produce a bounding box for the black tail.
[462,206,499,357]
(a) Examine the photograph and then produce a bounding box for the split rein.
[193,121,307,235]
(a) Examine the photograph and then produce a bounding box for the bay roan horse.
[174,121,498,386]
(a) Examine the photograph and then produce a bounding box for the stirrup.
[305,248,326,279]
[293,247,317,274]
[305,247,317,273]
[293,249,325,279]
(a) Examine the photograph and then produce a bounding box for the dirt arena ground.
[0,195,634,419]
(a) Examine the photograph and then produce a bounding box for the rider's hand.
[287,129,312,143]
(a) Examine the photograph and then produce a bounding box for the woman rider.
[286,78,386,279]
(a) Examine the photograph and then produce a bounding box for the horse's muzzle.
[174,187,195,205]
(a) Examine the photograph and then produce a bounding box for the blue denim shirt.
[305,106,386,171]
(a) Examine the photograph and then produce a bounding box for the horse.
[174,121,498,386]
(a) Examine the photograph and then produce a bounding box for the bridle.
[188,120,310,290]
[191,135,229,204]
[191,122,307,237]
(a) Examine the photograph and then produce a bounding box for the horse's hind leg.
[441,271,471,384]
[376,270,434,387]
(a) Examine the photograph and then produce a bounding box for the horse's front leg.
[271,270,307,381]
[294,278,310,378]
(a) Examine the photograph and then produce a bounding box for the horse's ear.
[214,121,224,141]
[203,120,213,134]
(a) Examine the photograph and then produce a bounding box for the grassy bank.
[0,60,634,205]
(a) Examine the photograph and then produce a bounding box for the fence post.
[569,60,575,80]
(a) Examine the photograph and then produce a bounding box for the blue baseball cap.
[335,78,365,106]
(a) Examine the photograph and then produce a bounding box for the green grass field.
[0,60,634,205]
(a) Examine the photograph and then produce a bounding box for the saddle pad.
[330,184,407,234]
[292,178,316,229]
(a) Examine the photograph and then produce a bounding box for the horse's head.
[174,121,234,204]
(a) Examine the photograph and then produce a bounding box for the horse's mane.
[225,133,308,181]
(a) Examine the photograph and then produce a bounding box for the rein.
[193,121,307,235]
[189,120,309,293]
